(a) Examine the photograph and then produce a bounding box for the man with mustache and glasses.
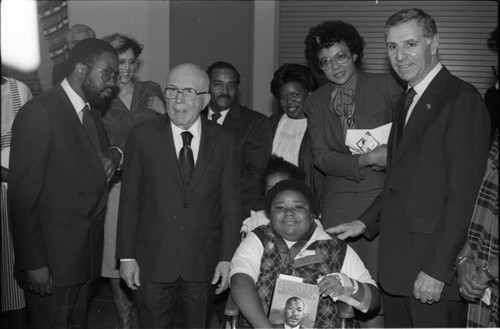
[8,38,122,329]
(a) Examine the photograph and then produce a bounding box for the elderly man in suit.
[9,38,121,329]
[117,63,242,328]
[329,8,491,327]
[203,61,271,218]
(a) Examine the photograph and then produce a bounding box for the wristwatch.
[481,262,495,281]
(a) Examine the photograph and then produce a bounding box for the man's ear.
[75,63,87,78]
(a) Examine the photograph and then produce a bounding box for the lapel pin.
[426,104,432,110]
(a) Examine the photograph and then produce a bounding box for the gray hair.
[384,8,437,39]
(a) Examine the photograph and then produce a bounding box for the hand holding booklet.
[346,123,392,154]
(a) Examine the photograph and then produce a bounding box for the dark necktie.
[396,88,417,146]
[211,112,222,124]
[179,131,194,185]
[81,105,101,154]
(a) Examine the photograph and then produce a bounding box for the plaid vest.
[252,224,347,328]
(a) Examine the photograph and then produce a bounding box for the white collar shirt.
[208,106,230,125]
[171,116,202,164]
[405,62,442,125]
[60,78,89,123]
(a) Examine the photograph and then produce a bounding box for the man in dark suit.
[8,38,121,329]
[329,8,491,327]
[117,63,242,328]
[203,61,271,218]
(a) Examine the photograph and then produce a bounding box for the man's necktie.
[81,105,101,154]
[211,112,222,124]
[395,88,417,146]
[179,131,194,185]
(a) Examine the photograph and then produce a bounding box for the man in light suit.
[117,63,242,328]
[9,38,121,329]
[203,61,271,218]
[329,8,491,327]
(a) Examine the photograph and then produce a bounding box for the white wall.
[252,1,278,116]
[68,0,170,86]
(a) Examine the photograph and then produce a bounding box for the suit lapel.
[55,86,106,182]
[391,67,449,167]
[186,117,214,193]
[157,117,185,189]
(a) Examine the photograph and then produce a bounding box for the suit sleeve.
[305,94,363,181]
[8,102,52,271]
[220,137,243,261]
[241,115,272,215]
[115,127,143,259]
[424,88,490,283]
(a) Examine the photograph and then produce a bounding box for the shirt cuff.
[108,146,124,169]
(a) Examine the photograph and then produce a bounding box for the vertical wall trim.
[147,0,170,88]
[252,0,278,116]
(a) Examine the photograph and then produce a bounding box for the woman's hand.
[457,258,489,301]
[148,96,167,115]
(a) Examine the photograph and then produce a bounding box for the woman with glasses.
[101,33,165,329]
[269,63,324,198]
[304,21,402,328]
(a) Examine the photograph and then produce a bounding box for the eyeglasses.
[279,92,303,102]
[319,51,352,70]
[86,64,118,83]
[164,87,209,101]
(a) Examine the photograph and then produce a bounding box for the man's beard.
[82,78,117,109]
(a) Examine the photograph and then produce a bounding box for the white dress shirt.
[208,106,229,125]
[60,78,89,123]
[171,116,202,164]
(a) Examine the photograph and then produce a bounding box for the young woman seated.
[230,180,380,328]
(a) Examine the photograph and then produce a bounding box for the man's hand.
[148,96,167,115]
[367,144,387,167]
[457,258,489,301]
[26,266,53,296]
[326,220,366,240]
[120,260,141,290]
[211,261,231,294]
[100,148,121,181]
[413,271,444,304]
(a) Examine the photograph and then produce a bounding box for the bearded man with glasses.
[8,38,122,329]
[116,63,242,328]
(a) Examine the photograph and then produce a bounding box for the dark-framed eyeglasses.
[86,64,118,83]
[164,87,209,101]
[279,92,303,102]
[319,51,352,70]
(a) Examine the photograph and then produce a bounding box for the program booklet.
[269,274,320,329]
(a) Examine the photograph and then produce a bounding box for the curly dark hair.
[66,38,118,74]
[102,33,143,57]
[304,20,365,73]
[264,179,319,219]
[262,155,305,190]
[270,63,318,99]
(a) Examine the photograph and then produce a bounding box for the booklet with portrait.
[269,274,319,329]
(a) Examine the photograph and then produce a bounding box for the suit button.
[78,192,85,197]
[179,227,183,232]
[183,202,188,208]
[388,188,394,196]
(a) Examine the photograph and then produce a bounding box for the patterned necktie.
[211,112,222,124]
[179,131,194,185]
[396,88,417,146]
[81,105,101,154]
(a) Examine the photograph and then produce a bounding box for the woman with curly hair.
[269,63,324,198]
[304,21,403,327]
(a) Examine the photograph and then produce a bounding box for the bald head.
[165,63,211,130]
[167,63,209,91]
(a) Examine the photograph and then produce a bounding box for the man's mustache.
[217,94,231,100]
